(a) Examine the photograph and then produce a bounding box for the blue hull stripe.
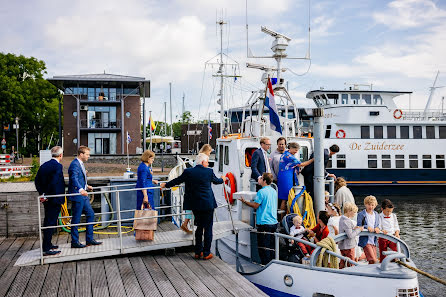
[254,283,300,297]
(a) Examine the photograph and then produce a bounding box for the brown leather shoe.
[194,252,203,259]
[181,223,193,234]
[203,253,213,260]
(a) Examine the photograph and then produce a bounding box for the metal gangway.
[15,184,251,266]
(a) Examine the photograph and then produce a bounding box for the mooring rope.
[395,260,446,286]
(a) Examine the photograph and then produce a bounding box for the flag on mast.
[149,116,156,131]
[208,121,212,140]
[127,131,132,144]
[265,78,282,134]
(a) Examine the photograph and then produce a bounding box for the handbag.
[134,203,158,241]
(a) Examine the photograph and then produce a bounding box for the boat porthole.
[283,274,293,287]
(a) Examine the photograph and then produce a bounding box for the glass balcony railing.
[80,119,121,129]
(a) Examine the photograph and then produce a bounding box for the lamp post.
[15,117,19,157]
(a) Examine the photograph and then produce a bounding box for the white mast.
[424,71,444,113]
[217,19,226,137]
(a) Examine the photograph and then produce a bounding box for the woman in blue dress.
[136,150,158,210]
[277,142,311,214]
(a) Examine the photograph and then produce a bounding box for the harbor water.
[355,195,446,297]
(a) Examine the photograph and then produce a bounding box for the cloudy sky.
[1,0,446,123]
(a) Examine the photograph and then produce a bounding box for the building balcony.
[80,119,121,130]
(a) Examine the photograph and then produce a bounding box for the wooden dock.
[0,222,267,297]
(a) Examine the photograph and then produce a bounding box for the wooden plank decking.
[0,222,267,297]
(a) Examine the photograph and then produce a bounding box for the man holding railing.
[35,146,65,256]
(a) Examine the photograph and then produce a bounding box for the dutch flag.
[265,78,282,134]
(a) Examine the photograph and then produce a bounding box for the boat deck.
[0,222,266,297]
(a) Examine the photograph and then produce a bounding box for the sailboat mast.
[218,19,226,137]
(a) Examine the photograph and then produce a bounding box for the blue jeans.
[71,197,95,243]
[192,209,214,256]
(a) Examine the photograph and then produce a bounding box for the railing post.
[191,215,195,246]
[115,191,123,253]
[329,178,335,203]
[275,233,279,260]
[37,196,44,265]
[235,232,240,271]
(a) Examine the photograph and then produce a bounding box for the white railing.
[0,165,32,179]
[401,109,446,121]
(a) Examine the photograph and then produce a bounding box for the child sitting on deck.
[338,202,363,268]
[357,195,381,264]
[378,199,400,262]
[289,215,310,257]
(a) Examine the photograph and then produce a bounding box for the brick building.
[48,73,149,156]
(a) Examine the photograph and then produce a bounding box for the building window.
[373,94,383,105]
[337,154,346,168]
[110,88,117,101]
[374,126,383,139]
[409,155,418,168]
[413,126,422,139]
[341,94,348,104]
[382,155,391,168]
[436,155,445,168]
[361,126,370,139]
[422,155,432,168]
[325,125,331,138]
[351,94,360,104]
[87,133,116,154]
[439,126,446,139]
[368,155,377,168]
[387,126,396,139]
[88,88,95,101]
[299,146,309,162]
[224,146,229,165]
[426,126,435,139]
[400,126,409,139]
[396,155,404,168]
[362,94,372,104]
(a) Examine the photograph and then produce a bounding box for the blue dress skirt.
[135,162,155,210]
[277,151,301,201]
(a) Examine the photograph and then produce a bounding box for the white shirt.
[327,216,341,238]
[52,157,60,163]
[261,147,271,173]
[290,225,306,239]
[365,211,376,245]
[378,212,400,235]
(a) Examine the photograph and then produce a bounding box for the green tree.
[0,53,60,155]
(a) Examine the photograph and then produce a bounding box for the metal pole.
[169,82,173,137]
[218,20,226,137]
[143,83,146,152]
[15,117,19,157]
[329,178,335,203]
[126,131,130,171]
[37,196,44,265]
[149,111,153,151]
[58,96,62,146]
[208,113,210,144]
[116,191,123,253]
[275,233,280,260]
[313,108,325,216]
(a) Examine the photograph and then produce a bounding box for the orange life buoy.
[223,172,237,204]
[335,129,346,138]
[393,109,403,119]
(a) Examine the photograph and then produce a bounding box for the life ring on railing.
[393,109,403,119]
[223,172,237,204]
[335,129,346,138]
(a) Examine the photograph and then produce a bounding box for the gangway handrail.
[38,185,163,199]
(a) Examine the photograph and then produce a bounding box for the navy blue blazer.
[68,158,87,202]
[357,209,380,247]
[251,148,267,180]
[34,159,65,205]
[165,165,223,211]
[301,149,330,177]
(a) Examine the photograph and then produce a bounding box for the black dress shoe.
[71,242,86,248]
[86,240,102,246]
[50,245,59,249]
[43,250,61,256]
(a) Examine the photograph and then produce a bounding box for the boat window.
[382,155,391,168]
[341,94,348,104]
[436,155,445,168]
[396,155,405,168]
[362,94,372,104]
[298,146,309,162]
[325,125,331,138]
[368,155,377,168]
[218,145,224,172]
[387,126,396,139]
[320,94,329,105]
[400,126,409,139]
[337,154,346,168]
[423,155,432,168]
[409,155,418,168]
[327,94,339,105]
[374,126,383,139]
[224,146,229,166]
[351,94,360,104]
[440,126,446,139]
[244,147,257,168]
[426,126,435,139]
[361,126,370,139]
[373,94,383,105]
[413,126,422,139]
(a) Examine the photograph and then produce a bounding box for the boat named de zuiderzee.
[306,89,446,195]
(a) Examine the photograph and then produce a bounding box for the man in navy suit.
[68,146,102,248]
[35,146,65,256]
[161,153,226,260]
[251,137,272,190]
